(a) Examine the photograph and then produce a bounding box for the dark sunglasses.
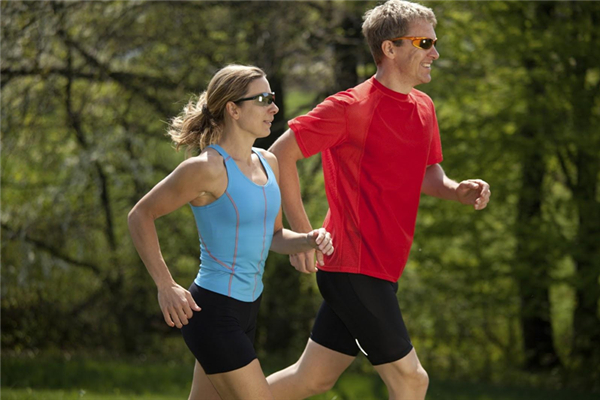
[390,36,437,50]
[234,92,276,106]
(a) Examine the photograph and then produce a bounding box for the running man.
[266,1,491,399]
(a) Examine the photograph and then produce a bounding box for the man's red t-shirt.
[289,77,443,282]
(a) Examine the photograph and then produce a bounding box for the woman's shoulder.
[178,147,226,181]
[254,148,278,168]
[254,148,276,162]
[253,148,279,180]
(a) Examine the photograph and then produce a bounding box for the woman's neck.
[218,131,255,165]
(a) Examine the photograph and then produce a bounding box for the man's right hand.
[290,249,322,274]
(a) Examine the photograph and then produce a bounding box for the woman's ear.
[225,101,240,120]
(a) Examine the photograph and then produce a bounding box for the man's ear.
[381,40,397,60]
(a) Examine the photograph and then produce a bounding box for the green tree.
[2,0,599,390]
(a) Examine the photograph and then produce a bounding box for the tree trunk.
[571,150,600,367]
[514,140,559,370]
[514,54,560,370]
[332,6,362,93]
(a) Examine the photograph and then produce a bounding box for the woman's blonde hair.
[168,64,266,154]
[362,0,437,65]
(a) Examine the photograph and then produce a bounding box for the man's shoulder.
[410,88,434,104]
[326,78,377,108]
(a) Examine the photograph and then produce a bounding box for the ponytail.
[168,92,223,156]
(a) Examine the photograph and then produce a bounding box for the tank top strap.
[252,148,275,180]
[252,147,267,164]
[206,144,232,162]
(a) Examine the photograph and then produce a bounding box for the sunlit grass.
[2,356,597,400]
[3,381,597,400]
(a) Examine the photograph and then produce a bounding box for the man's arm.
[256,148,334,257]
[422,163,491,210]
[269,129,321,273]
[270,129,312,232]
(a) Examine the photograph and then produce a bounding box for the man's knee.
[379,359,429,395]
[401,364,429,390]
[293,363,338,395]
[305,376,337,395]
[414,366,429,388]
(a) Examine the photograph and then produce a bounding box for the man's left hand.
[456,179,491,210]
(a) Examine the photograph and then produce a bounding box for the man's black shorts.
[311,270,413,365]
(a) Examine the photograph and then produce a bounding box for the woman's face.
[233,77,279,139]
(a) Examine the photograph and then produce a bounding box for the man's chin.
[415,76,431,87]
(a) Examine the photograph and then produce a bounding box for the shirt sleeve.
[427,102,443,165]
[288,96,349,158]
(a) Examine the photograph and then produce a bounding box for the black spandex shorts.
[311,270,413,366]
[181,283,261,375]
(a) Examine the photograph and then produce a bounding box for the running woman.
[128,65,334,400]
[266,2,490,399]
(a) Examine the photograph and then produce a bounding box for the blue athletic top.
[190,144,281,302]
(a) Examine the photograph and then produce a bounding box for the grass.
[2,355,598,400]
[1,389,179,400]
[2,356,193,396]
[3,381,597,400]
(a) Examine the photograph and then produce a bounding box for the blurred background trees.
[2,0,599,392]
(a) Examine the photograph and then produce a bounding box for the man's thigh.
[314,270,413,366]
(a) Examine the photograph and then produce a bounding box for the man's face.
[393,19,439,89]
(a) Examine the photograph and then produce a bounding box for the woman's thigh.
[208,358,273,400]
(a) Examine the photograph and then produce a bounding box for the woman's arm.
[270,227,334,255]
[128,154,224,328]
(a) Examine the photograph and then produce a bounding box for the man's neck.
[374,66,413,95]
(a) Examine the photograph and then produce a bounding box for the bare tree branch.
[1,222,102,276]
[556,146,576,192]
[1,67,175,89]
[64,47,117,252]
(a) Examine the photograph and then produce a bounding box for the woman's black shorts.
[181,283,262,375]
[310,270,413,366]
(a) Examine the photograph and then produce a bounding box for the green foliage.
[2,0,599,394]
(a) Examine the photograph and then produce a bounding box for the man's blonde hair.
[362,0,437,64]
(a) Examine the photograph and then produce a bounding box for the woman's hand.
[157,283,201,328]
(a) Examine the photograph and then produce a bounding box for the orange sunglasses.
[390,36,437,50]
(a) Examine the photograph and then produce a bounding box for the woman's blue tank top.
[190,144,281,302]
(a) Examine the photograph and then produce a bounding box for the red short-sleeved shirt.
[289,77,443,282]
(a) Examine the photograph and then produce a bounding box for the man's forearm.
[270,129,314,233]
[277,156,313,233]
[421,163,459,201]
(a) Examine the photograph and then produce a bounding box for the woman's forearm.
[270,228,313,254]
[128,208,176,289]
